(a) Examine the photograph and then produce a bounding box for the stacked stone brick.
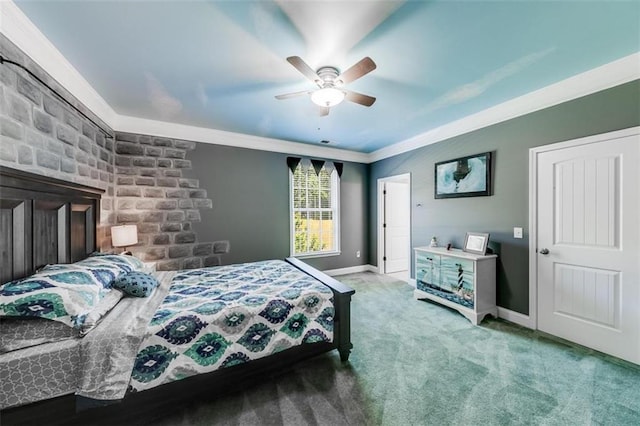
[114,132,225,270]
[0,34,115,248]
[0,35,227,270]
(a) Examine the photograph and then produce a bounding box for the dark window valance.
[286,157,301,174]
[310,160,324,176]
[286,156,343,177]
[334,162,343,177]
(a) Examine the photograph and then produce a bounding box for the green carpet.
[151,272,640,426]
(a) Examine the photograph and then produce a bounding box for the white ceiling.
[4,0,640,160]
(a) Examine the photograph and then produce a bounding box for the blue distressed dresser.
[414,247,497,325]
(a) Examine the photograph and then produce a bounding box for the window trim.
[289,167,340,258]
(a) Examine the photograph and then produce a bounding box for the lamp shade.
[111,225,138,248]
[311,87,345,107]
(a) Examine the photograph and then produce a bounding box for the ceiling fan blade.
[275,90,311,100]
[287,56,322,87]
[336,57,377,85]
[344,89,376,107]
[319,106,330,117]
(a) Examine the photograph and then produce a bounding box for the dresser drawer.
[440,256,474,294]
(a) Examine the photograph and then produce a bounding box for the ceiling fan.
[275,56,377,116]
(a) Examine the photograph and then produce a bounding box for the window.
[290,166,340,257]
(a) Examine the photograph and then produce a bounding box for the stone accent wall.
[0,34,116,249]
[114,132,227,270]
[0,35,227,269]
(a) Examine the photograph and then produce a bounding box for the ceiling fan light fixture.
[311,87,345,107]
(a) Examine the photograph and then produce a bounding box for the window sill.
[293,251,341,260]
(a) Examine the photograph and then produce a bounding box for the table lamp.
[111,224,138,255]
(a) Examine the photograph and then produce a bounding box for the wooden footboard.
[286,257,355,361]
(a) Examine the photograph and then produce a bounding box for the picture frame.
[463,232,490,255]
[434,152,492,199]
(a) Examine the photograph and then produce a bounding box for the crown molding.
[2,0,638,164]
[0,0,118,127]
[115,115,370,163]
[0,0,367,162]
[368,52,640,163]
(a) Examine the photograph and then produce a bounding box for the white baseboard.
[497,307,535,329]
[323,264,377,276]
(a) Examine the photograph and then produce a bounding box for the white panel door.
[384,182,410,273]
[537,134,639,364]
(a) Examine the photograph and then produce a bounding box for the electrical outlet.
[356,250,361,258]
[514,227,523,239]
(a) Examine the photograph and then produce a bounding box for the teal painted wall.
[368,80,640,315]
[189,143,369,271]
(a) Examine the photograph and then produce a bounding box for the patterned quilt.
[129,260,335,392]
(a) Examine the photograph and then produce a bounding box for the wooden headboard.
[0,167,103,284]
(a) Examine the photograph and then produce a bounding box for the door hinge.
[383,256,387,261]
[383,223,386,228]
[383,190,387,195]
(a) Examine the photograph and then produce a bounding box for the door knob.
[539,248,549,255]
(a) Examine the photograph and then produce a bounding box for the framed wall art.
[435,152,492,199]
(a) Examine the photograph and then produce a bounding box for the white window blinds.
[290,163,340,257]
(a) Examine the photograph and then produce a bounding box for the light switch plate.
[514,227,523,239]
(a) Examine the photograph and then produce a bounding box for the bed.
[0,166,355,423]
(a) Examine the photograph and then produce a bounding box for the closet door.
[536,132,639,364]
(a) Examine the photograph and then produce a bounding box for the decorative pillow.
[41,261,126,288]
[112,272,159,297]
[0,255,143,329]
[0,265,113,329]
